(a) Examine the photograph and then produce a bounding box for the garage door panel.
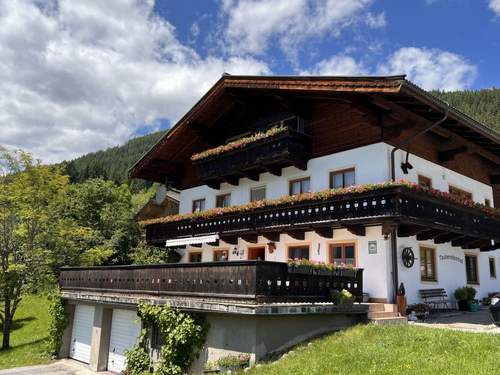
[70,304,95,364]
[108,309,141,373]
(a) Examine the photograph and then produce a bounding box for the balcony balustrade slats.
[194,129,311,183]
[146,187,500,244]
[59,261,363,303]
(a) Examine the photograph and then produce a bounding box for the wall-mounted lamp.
[400,151,413,174]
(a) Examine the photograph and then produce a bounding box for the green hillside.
[59,88,500,190]
[61,130,166,191]
[432,88,500,132]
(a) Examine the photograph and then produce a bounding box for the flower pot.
[469,300,480,312]
[457,300,469,311]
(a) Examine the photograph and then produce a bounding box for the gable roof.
[129,74,500,184]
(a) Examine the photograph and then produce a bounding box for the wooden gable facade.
[129,75,500,206]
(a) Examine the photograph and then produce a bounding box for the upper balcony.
[191,117,311,189]
[143,183,500,251]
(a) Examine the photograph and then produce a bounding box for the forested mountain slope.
[61,130,166,191]
[60,89,500,189]
[432,88,500,132]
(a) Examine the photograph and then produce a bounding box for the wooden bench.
[419,288,451,310]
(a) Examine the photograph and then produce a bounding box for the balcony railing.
[146,186,500,246]
[59,261,363,303]
[193,127,311,188]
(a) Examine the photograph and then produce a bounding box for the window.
[489,257,496,279]
[216,193,231,208]
[288,245,309,260]
[330,243,356,266]
[485,199,492,208]
[449,186,472,201]
[418,175,432,189]
[213,250,228,261]
[189,252,202,263]
[250,186,266,202]
[151,324,163,349]
[420,247,437,281]
[465,254,479,284]
[289,177,310,195]
[192,198,205,213]
[330,169,355,189]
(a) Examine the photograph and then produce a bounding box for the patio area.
[411,307,500,334]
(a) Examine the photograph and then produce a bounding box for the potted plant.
[454,286,477,311]
[330,289,355,306]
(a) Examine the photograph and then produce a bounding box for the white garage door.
[108,309,142,373]
[70,304,95,363]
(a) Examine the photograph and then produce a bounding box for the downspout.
[388,106,449,303]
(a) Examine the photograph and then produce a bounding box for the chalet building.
[59,75,500,373]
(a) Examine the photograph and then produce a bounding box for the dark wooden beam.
[260,232,280,242]
[220,235,238,245]
[188,122,220,146]
[491,174,500,185]
[416,229,443,241]
[263,165,282,177]
[461,239,486,249]
[241,233,258,243]
[285,229,306,240]
[438,145,468,163]
[206,180,221,189]
[241,170,260,181]
[397,225,424,237]
[345,225,366,237]
[481,242,500,252]
[370,95,500,167]
[451,236,476,248]
[434,233,463,244]
[293,160,308,171]
[313,227,333,239]
[223,176,240,186]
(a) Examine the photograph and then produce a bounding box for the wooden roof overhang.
[129,75,500,188]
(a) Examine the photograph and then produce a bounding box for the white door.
[70,304,95,363]
[108,309,142,373]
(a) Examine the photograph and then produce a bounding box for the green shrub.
[125,303,208,375]
[454,286,477,301]
[47,291,70,356]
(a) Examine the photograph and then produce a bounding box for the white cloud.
[378,47,477,91]
[365,12,386,28]
[300,55,368,76]
[305,47,477,91]
[221,0,377,61]
[489,0,500,15]
[0,0,269,163]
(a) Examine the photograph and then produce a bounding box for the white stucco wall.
[179,142,390,214]
[397,237,500,305]
[179,142,494,214]
[390,146,493,204]
[174,141,498,304]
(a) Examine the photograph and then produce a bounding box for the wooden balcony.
[193,128,311,188]
[146,186,500,251]
[59,261,363,304]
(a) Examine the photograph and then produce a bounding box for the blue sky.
[156,0,500,88]
[0,0,499,163]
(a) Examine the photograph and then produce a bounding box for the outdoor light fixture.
[400,151,413,174]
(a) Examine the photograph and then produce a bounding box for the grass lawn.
[0,294,52,370]
[248,324,500,375]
